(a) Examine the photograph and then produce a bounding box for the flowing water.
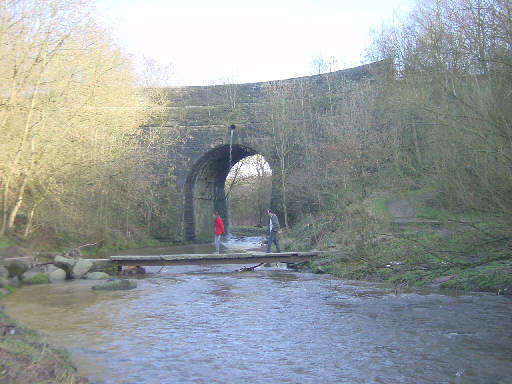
[3,242,512,384]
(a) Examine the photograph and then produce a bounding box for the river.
[3,238,512,384]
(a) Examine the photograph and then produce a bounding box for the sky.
[93,0,415,86]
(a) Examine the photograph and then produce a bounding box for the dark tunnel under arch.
[184,144,264,241]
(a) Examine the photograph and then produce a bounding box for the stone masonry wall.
[149,61,388,240]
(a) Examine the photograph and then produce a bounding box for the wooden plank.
[110,255,162,261]
[251,251,327,257]
[109,251,326,266]
[114,255,315,266]
[161,253,250,261]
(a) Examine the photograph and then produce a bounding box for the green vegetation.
[230,226,267,237]
[282,192,511,293]
[268,0,511,294]
[21,273,50,285]
[0,239,15,250]
[92,279,137,291]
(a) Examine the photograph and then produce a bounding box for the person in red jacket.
[213,212,225,253]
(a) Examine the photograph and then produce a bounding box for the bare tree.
[0,0,166,243]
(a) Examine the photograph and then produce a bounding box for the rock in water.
[46,266,67,282]
[5,260,29,278]
[53,256,75,277]
[92,279,137,291]
[72,259,93,279]
[84,272,111,280]
[22,273,50,285]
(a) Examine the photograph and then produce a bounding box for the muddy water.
[3,244,512,384]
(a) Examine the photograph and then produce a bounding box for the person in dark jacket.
[266,209,281,253]
[213,212,225,253]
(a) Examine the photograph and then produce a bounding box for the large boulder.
[22,272,50,285]
[72,258,93,279]
[53,255,75,277]
[92,279,137,291]
[5,260,29,278]
[49,268,67,282]
[22,266,50,285]
[45,265,67,282]
[0,266,8,279]
[23,266,45,279]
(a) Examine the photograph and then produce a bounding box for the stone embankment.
[0,248,138,296]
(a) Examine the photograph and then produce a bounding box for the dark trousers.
[266,230,281,253]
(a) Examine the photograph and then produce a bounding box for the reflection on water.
[3,260,512,383]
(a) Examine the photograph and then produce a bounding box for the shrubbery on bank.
[282,192,512,295]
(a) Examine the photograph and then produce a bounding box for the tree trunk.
[280,156,289,228]
[0,177,10,236]
[23,204,37,238]
[7,174,27,231]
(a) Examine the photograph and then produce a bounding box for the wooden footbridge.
[109,251,325,267]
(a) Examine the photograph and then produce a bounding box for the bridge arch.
[184,143,267,241]
[156,62,384,241]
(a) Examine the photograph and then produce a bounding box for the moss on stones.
[92,279,137,291]
[22,273,50,285]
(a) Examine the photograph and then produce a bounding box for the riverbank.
[0,203,510,383]
[281,192,512,295]
[0,244,126,384]
[0,307,89,383]
[3,258,511,384]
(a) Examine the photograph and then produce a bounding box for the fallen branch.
[237,263,264,272]
[77,240,104,249]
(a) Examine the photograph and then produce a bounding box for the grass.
[348,230,510,293]
[369,197,389,217]
[0,239,16,250]
[439,262,512,292]
[230,226,267,237]
[283,192,512,294]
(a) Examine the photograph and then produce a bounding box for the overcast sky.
[94,0,415,86]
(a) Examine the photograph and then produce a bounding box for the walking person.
[213,212,225,253]
[266,209,281,253]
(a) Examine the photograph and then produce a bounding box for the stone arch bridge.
[152,62,386,241]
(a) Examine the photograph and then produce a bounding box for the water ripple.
[4,268,512,384]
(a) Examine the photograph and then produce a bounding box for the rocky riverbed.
[0,247,141,297]
[0,246,143,383]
